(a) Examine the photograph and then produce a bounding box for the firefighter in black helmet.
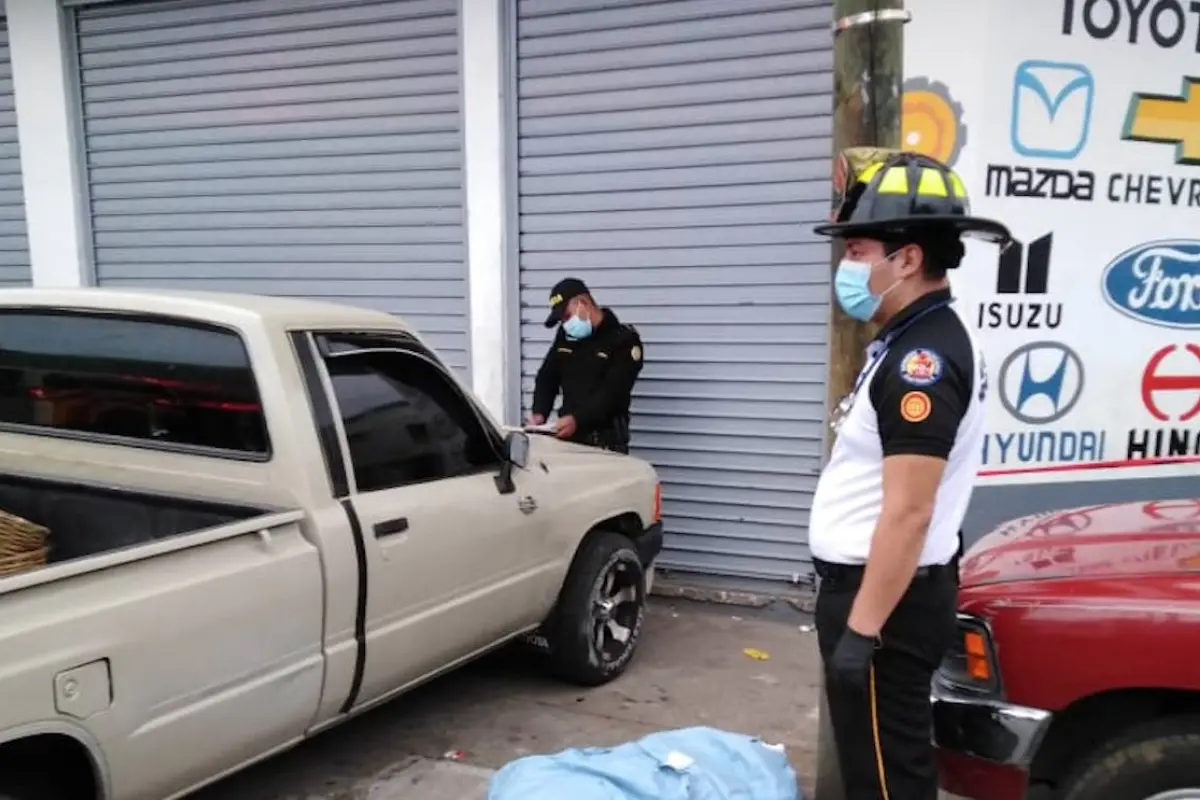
[808,150,1013,800]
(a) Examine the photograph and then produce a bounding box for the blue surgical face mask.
[563,314,593,340]
[834,252,902,322]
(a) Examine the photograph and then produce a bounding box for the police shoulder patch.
[898,348,944,387]
[900,391,932,423]
[630,345,642,362]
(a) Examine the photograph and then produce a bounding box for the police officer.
[528,277,644,453]
[808,151,1012,800]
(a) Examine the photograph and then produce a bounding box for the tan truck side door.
[309,336,558,709]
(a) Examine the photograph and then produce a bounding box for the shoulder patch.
[900,390,932,423]
[898,348,944,387]
[631,345,642,362]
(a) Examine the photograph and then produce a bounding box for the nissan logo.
[997,341,1085,425]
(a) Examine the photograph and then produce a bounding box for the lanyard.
[849,298,955,398]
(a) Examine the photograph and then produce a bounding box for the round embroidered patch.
[631,345,642,362]
[898,348,944,386]
[900,390,932,423]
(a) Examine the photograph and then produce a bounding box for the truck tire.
[1059,717,1200,800]
[546,531,646,686]
[0,774,60,800]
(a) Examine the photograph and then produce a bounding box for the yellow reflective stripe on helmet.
[857,161,885,184]
[876,166,909,194]
[917,168,948,197]
[948,172,968,200]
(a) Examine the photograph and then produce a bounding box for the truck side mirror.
[506,430,530,469]
[495,430,530,495]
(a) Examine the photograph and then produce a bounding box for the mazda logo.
[997,341,1085,425]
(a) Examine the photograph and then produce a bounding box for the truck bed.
[0,472,266,565]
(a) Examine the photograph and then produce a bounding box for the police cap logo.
[898,348,944,386]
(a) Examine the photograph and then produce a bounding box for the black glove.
[828,628,879,690]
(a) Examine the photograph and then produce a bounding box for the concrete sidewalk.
[195,599,823,799]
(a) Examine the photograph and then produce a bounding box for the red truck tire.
[1060,717,1200,800]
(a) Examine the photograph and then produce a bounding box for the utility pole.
[815,2,907,799]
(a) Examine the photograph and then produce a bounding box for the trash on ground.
[487,726,801,800]
[743,647,770,660]
[442,749,466,761]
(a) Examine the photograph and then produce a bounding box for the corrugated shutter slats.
[73,0,469,374]
[516,0,834,583]
[0,20,30,285]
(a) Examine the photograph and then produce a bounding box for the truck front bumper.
[636,521,664,567]
[638,522,663,595]
[932,679,1053,800]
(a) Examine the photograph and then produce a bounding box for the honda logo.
[997,341,1085,425]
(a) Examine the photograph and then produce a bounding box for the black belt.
[578,415,630,448]
[813,557,959,587]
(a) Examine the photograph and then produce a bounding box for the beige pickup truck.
[0,289,664,800]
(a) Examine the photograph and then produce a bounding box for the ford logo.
[1101,239,1200,329]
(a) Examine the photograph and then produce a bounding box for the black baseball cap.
[544,277,590,328]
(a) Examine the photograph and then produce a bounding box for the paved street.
[190,600,823,799]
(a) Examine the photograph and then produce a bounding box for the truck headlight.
[937,613,1002,696]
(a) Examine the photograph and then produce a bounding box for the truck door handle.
[374,517,409,538]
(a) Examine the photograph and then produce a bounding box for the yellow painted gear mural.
[901,77,967,167]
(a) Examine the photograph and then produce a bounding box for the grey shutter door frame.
[68,0,471,376]
[512,0,834,584]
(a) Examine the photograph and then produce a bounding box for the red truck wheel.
[1060,717,1200,800]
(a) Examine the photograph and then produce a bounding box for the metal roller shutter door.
[71,0,470,375]
[516,0,834,583]
[0,18,30,286]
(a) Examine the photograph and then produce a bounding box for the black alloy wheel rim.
[590,558,641,663]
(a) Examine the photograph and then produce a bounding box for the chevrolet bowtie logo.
[1123,77,1200,165]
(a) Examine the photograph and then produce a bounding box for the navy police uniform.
[532,278,644,453]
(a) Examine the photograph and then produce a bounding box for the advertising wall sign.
[903,0,1200,483]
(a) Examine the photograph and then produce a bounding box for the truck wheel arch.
[0,725,106,800]
[591,511,645,541]
[1030,688,1200,790]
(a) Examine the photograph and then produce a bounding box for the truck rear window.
[0,310,269,456]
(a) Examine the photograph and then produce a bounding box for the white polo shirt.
[809,290,988,567]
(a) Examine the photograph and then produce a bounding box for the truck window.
[0,310,269,455]
[322,349,499,492]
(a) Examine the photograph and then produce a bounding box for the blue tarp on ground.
[486,726,801,800]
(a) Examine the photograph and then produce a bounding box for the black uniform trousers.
[814,559,958,800]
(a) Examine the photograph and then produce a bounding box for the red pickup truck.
[933,498,1200,800]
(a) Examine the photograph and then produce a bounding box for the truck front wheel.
[1059,717,1200,800]
[545,531,646,686]
[0,774,62,800]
